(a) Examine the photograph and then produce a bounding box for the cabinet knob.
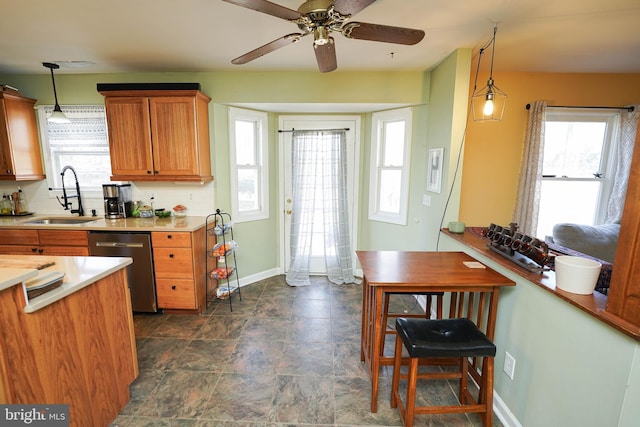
[167,234,172,239]
[154,170,159,174]
[38,248,44,254]
[171,285,176,290]
[169,253,174,258]
[31,247,38,253]
[146,170,152,174]
[6,169,11,174]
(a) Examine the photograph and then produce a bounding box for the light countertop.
[0,254,132,313]
[0,214,207,232]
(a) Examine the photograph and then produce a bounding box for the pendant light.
[471,25,507,122]
[42,62,70,124]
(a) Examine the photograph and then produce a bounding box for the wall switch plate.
[504,351,516,380]
[422,195,431,206]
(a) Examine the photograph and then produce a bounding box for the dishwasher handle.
[94,241,144,248]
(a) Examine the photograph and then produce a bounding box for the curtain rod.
[278,127,350,133]
[525,103,634,112]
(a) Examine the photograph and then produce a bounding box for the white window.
[536,108,619,237]
[368,107,413,225]
[37,105,112,198]
[228,107,269,222]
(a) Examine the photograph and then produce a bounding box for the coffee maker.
[103,184,132,219]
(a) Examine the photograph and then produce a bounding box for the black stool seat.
[396,317,496,358]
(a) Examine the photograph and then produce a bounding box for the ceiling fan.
[223,0,425,72]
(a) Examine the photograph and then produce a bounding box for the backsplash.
[0,181,215,217]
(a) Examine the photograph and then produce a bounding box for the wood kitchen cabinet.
[151,228,206,313]
[0,229,89,255]
[99,85,212,182]
[0,88,45,181]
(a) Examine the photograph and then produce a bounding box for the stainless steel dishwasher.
[88,231,158,313]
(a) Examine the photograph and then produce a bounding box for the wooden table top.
[356,251,515,288]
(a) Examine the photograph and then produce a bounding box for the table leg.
[370,287,384,413]
[361,277,367,362]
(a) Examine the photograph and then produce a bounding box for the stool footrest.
[414,404,487,415]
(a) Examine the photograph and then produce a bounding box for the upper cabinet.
[0,88,45,181]
[98,83,213,182]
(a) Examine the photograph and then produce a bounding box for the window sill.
[441,228,640,341]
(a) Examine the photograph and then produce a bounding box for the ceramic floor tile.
[124,275,500,427]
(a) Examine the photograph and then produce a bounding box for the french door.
[279,115,360,274]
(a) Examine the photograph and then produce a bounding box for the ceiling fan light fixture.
[314,26,330,45]
[42,62,70,124]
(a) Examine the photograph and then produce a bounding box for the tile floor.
[111,275,503,427]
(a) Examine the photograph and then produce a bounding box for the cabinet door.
[0,94,45,180]
[104,97,154,178]
[149,97,199,177]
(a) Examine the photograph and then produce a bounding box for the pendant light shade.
[471,26,507,122]
[42,62,70,124]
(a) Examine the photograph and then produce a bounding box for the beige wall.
[459,72,640,227]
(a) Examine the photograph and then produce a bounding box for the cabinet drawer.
[0,245,38,255]
[0,229,38,245]
[156,279,196,309]
[42,246,90,256]
[153,247,194,278]
[38,230,88,247]
[151,232,191,248]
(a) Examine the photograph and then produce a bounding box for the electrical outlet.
[504,351,516,380]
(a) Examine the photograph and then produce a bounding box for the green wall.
[0,68,429,280]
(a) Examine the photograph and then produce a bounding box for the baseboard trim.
[236,268,281,288]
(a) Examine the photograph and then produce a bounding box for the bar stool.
[391,317,496,427]
[380,292,443,356]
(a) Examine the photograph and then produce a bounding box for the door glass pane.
[379,169,401,213]
[543,122,606,178]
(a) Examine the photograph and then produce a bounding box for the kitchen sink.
[24,218,98,225]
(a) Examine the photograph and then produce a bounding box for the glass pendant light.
[42,62,71,124]
[471,26,507,122]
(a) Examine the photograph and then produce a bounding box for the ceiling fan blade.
[222,0,301,21]
[343,22,425,45]
[314,39,337,73]
[232,33,306,64]
[333,0,377,17]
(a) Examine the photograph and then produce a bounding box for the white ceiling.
[1,0,639,75]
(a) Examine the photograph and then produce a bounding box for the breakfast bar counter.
[0,254,138,427]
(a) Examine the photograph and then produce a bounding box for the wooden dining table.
[356,250,516,412]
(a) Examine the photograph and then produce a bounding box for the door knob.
[286,209,292,215]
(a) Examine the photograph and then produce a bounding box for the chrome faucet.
[58,165,84,216]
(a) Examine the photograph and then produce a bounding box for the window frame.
[228,106,269,222]
[368,107,413,225]
[37,105,112,200]
[538,108,619,234]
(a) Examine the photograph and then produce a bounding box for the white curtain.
[605,105,639,223]
[513,101,547,235]
[286,129,358,287]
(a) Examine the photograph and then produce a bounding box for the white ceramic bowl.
[554,255,602,295]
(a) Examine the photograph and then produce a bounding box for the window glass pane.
[237,167,259,212]
[543,121,606,178]
[379,169,401,213]
[40,106,112,192]
[235,120,257,165]
[537,180,600,238]
[382,121,405,166]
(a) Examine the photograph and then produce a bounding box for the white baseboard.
[236,268,281,288]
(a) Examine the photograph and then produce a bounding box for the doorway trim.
[278,115,361,274]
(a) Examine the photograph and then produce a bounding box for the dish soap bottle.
[0,195,11,215]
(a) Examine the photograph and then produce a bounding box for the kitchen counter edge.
[0,215,207,232]
[0,255,132,313]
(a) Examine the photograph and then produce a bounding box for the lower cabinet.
[0,229,89,255]
[151,228,206,312]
